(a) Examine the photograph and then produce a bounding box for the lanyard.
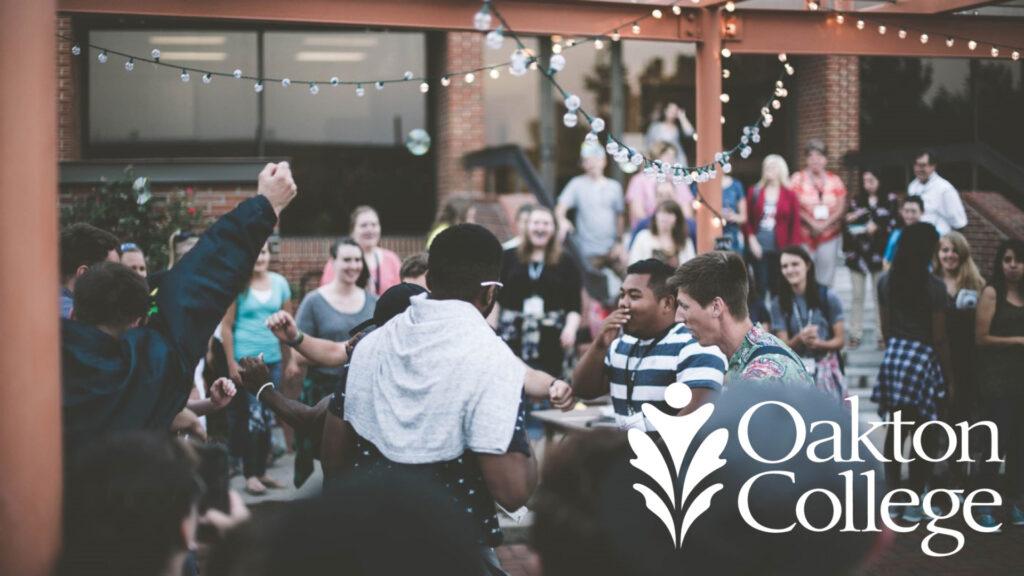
[791,299,816,329]
[623,325,674,415]
[527,261,544,282]
[372,250,381,295]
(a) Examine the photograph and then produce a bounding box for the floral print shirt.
[725,324,815,388]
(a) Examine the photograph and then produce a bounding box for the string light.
[97,50,108,64]
[150,49,160,62]
[632,23,641,35]
[180,69,190,82]
[672,5,683,16]
[563,112,578,128]
[991,47,999,57]
[552,43,563,55]
[235,69,244,79]
[203,72,213,84]
[898,29,907,39]
[722,69,731,79]
[124,58,134,72]
[281,78,291,87]
[308,81,318,94]
[489,68,500,79]
[611,30,621,42]
[721,47,732,58]
[254,81,263,93]
[440,75,451,87]
[725,2,736,13]
[807,0,819,11]
[652,9,663,19]
[720,93,730,103]
[920,34,929,44]
[594,39,604,50]
[945,38,955,48]
[473,2,492,31]
[878,25,887,35]
[71,44,81,56]
[968,40,977,50]
[419,81,430,93]
[1013,51,1021,61]
[549,54,566,73]
[778,53,787,62]
[356,83,365,97]
[375,80,385,90]
[486,29,504,50]
[464,72,475,84]
[856,20,865,30]
[835,14,845,24]
[330,76,340,86]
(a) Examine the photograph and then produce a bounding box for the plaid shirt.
[872,337,946,421]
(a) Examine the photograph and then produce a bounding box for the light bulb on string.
[281,78,291,88]
[235,69,244,79]
[785,64,795,76]
[712,217,722,228]
[124,58,134,72]
[807,0,819,11]
[567,39,576,48]
[772,99,781,110]
[920,34,929,44]
[490,68,500,79]
[203,73,213,84]
[898,29,907,39]
[945,38,955,48]
[552,43,563,55]
[565,94,581,111]
[473,5,492,31]
[878,25,887,35]
[464,72,475,84]
[1013,51,1021,61]
[180,69,190,82]
[71,44,81,56]
[549,54,566,72]
[725,2,736,13]
[856,20,865,30]
[254,81,264,93]
[375,80,385,91]
[486,29,504,50]
[611,31,621,42]
[419,81,430,93]
[835,14,845,24]
[721,47,732,58]
[403,71,414,81]
[594,39,605,50]
[150,49,161,62]
[778,53,787,62]
[991,47,999,58]
[673,5,683,15]
[721,115,726,125]
[720,93,730,103]
[723,68,731,79]
[968,40,977,50]
[97,50,108,64]
[440,75,451,87]
[590,117,606,133]
[308,82,319,94]
[652,9,663,19]
[356,84,365,97]
[692,199,702,211]
[330,76,340,86]
[563,112,578,128]
[632,23,641,35]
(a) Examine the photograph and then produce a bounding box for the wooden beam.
[695,7,723,254]
[0,1,63,576]
[59,0,701,41]
[725,11,1023,57]
[863,0,1001,15]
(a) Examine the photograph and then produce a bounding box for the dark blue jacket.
[61,195,277,454]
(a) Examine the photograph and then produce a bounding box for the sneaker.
[901,505,924,523]
[1011,506,1024,526]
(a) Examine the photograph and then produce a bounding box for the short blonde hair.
[758,154,791,189]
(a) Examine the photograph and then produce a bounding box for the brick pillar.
[435,32,485,205]
[57,15,81,161]
[793,55,860,193]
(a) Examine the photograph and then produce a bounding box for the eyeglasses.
[120,242,140,252]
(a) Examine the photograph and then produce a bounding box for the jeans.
[848,269,879,341]
[810,235,842,288]
[229,360,281,479]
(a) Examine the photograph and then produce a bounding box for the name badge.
[523,296,544,317]
[617,411,647,432]
[813,204,830,221]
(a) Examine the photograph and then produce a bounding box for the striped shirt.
[604,323,727,430]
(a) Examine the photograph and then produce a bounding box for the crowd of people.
[54,135,1023,575]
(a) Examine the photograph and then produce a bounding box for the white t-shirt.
[907,172,967,235]
[628,229,695,266]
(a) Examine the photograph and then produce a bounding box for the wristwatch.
[286,330,305,348]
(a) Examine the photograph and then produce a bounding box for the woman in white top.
[629,200,694,267]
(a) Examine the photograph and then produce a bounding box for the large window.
[84,25,433,235]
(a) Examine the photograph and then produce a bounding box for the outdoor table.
[530,401,619,450]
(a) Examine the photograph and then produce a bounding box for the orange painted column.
[0,1,63,575]
[695,7,723,254]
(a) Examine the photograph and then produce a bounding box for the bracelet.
[256,382,275,402]
[285,330,305,348]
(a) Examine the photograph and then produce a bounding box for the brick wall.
[793,55,860,193]
[435,32,486,204]
[57,15,80,161]
[962,191,1024,279]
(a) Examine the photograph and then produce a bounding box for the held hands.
[257,161,298,216]
[209,377,237,409]
[266,311,300,343]
[549,379,575,411]
[238,355,272,396]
